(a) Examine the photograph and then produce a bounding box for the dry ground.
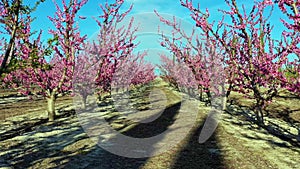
[0,80,299,169]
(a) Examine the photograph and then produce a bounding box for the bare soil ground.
[0,80,299,169]
[0,88,73,120]
[228,90,300,124]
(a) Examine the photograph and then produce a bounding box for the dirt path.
[0,80,300,169]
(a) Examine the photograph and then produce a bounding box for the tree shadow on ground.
[0,82,225,169]
[55,84,224,168]
[0,83,162,168]
[60,101,225,168]
[225,103,300,147]
[0,109,76,142]
[169,114,225,169]
[0,110,89,169]
[120,102,182,138]
[57,101,184,169]
[276,90,300,99]
[240,131,298,149]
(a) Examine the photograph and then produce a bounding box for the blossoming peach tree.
[73,0,155,108]
[0,0,45,77]
[3,0,88,121]
[157,0,299,124]
[275,0,300,95]
[156,11,226,106]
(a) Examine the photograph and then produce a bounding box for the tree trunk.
[199,87,203,101]
[220,84,228,111]
[188,87,191,96]
[255,100,265,125]
[0,25,16,77]
[226,83,233,98]
[98,94,102,102]
[259,109,264,125]
[206,89,212,105]
[82,95,87,109]
[0,0,21,77]
[47,94,56,122]
[222,96,227,111]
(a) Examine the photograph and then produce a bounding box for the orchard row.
[0,0,299,124]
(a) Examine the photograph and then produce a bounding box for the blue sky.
[26,0,288,39]
[19,0,291,74]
